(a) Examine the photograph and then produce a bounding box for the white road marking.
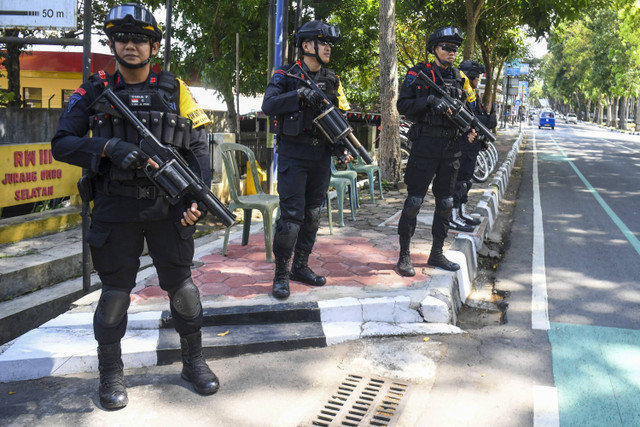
[531,132,550,330]
[533,385,560,427]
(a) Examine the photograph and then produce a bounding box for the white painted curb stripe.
[447,250,472,304]
[533,385,560,427]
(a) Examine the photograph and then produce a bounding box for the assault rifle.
[414,70,496,144]
[287,62,373,164]
[94,88,236,227]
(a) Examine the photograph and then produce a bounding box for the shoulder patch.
[273,69,286,83]
[67,86,86,112]
[405,70,417,87]
[67,93,82,112]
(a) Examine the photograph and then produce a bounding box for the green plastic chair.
[218,143,280,262]
[330,160,359,212]
[325,175,353,233]
[347,156,384,204]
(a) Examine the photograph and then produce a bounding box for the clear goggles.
[106,4,155,26]
[320,25,340,39]
[432,27,463,39]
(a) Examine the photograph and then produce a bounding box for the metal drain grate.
[312,374,411,426]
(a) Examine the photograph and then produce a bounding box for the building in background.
[0,51,116,109]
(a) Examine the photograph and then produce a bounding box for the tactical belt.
[415,124,458,138]
[281,134,326,146]
[105,181,164,199]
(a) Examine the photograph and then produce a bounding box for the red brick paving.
[131,232,430,301]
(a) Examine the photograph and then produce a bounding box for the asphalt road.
[529,121,640,426]
[534,121,640,329]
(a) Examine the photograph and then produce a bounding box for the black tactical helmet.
[459,60,485,79]
[427,27,464,53]
[104,3,162,43]
[293,20,341,47]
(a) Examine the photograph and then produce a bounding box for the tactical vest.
[89,70,192,194]
[417,62,466,127]
[89,70,192,150]
[274,62,340,141]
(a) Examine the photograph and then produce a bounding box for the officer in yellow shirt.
[51,3,218,410]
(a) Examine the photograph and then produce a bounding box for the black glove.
[333,144,351,163]
[426,95,449,115]
[104,138,148,170]
[297,87,323,108]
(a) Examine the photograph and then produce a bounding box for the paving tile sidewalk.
[129,125,521,306]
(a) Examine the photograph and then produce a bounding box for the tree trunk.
[597,93,603,124]
[480,46,497,113]
[636,96,640,131]
[605,96,611,127]
[463,0,485,60]
[222,87,238,135]
[5,29,23,108]
[612,96,619,128]
[378,0,401,183]
[573,91,582,121]
[585,99,591,122]
[619,96,628,130]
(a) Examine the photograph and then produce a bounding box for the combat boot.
[396,235,415,277]
[97,342,128,410]
[460,204,481,226]
[272,257,291,299]
[180,331,220,395]
[449,209,474,232]
[290,249,326,286]
[427,242,460,272]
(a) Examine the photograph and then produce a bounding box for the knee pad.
[455,181,467,195]
[170,279,201,320]
[402,196,423,219]
[95,288,130,328]
[275,220,301,250]
[303,206,322,230]
[435,196,454,220]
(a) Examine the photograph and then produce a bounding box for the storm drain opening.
[312,374,411,426]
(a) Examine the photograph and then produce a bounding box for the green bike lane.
[531,127,640,426]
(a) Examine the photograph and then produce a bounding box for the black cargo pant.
[398,153,459,241]
[453,139,481,207]
[272,153,331,259]
[88,217,202,345]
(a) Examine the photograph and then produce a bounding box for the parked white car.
[566,113,578,124]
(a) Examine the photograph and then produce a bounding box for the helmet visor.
[434,27,463,39]
[106,4,155,26]
[320,25,340,40]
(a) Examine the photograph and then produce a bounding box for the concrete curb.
[442,131,525,323]
[0,295,462,383]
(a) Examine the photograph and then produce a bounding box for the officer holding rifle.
[51,3,219,409]
[396,26,478,276]
[262,20,353,300]
[451,60,497,231]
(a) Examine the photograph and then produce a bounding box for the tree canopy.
[539,0,640,125]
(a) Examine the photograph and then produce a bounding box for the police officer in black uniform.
[51,3,218,409]
[396,27,477,276]
[262,20,352,300]
[450,60,497,231]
